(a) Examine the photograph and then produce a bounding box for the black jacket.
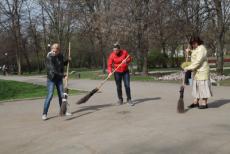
[46,52,68,80]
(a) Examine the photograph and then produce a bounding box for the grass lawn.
[13,67,230,86]
[219,79,230,86]
[0,79,80,101]
[69,70,152,81]
[69,69,181,84]
[223,69,230,76]
[70,70,103,80]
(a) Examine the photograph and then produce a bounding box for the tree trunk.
[136,22,143,72]
[142,51,148,76]
[16,51,21,75]
[214,0,224,75]
[23,52,32,73]
[162,43,167,68]
[13,25,22,75]
[11,9,22,75]
[102,53,106,74]
[170,47,177,68]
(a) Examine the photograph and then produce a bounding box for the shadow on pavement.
[47,115,59,120]
[133,97,161,105]
[183,108,191,113]
[177,99,230,113]
[65,112,94,121]
[72,104,114,114]
[65,104,114,121]
[208,99,230,108]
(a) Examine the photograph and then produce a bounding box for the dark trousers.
[114,70,131,101]
[184,70,192,85]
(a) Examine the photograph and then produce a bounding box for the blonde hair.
[51,43,60,49]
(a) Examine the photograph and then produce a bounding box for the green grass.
[130,75,156,81]
[69,69,181,83]
[70,70,118,81]
[219,79,230,86]
[0,79,80,101]
[223,69,230,76]
[21,70,46,76]
[70,70,103,80]
[148,67,180,71]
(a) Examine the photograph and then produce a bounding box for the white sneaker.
[65,112,72,116]
[127,99,134,106]
[42,114,48,120]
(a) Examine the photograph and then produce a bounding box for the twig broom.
[177,45,191,113]
[60,42,71,116]
[177,71,185,113]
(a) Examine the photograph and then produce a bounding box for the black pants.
[184,71,192,85]
[114,70,131,101]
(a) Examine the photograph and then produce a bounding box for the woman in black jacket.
[42,43,71,120]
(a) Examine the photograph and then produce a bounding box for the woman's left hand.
[185,48,190,53]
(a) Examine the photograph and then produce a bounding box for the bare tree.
[39,0,78,52]
[25,0,43,72]
[0,0,25,75]
[213,0,230,74]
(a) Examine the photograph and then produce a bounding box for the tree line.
[0,0,230,75]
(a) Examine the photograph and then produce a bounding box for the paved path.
[0,75,230,154]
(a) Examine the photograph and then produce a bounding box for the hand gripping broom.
[60,42,71,116]
[76,55,130,105]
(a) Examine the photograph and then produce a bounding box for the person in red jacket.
[107,43,133,106]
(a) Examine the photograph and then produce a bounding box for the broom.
[76,55,130,104]
[177,71,185,113]
[60,42,71,116]
[177,45,190,113]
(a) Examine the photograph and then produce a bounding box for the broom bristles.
[177,98,184,113]
[76,88,99,104]
[60,88,68,116]
[177,86,185,113]
[60,101,67,116]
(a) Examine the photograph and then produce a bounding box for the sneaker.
[65,112,72,116]
[117,99,123,105]
[127,99,134,106]
[42,114,48,120]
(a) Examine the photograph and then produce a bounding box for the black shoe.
[188,103,199,108]
[199,104,208,109]
[117,99,123,105]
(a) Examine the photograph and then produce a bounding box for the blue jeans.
[43,78,64,115]
[114,70,131,101]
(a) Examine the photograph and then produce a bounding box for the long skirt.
[192,80,213,98]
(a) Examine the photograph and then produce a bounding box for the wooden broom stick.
[65,42,71,88]
[97,55,130,90]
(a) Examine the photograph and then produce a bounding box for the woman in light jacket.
[184,36,212,109]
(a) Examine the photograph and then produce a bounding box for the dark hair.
[189,36,204,46]
[113,43,120,49]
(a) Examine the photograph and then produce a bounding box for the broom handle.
[65,42,71,89]
[185,44,190,62]
[97,55,130,90]
[182,71,185,86]
[182,44,190,86]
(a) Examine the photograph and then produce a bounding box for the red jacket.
[107,49,132,73]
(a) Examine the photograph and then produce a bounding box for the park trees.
[0,0,26,75]
[0,0,230,74]
[213,0,230,74]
